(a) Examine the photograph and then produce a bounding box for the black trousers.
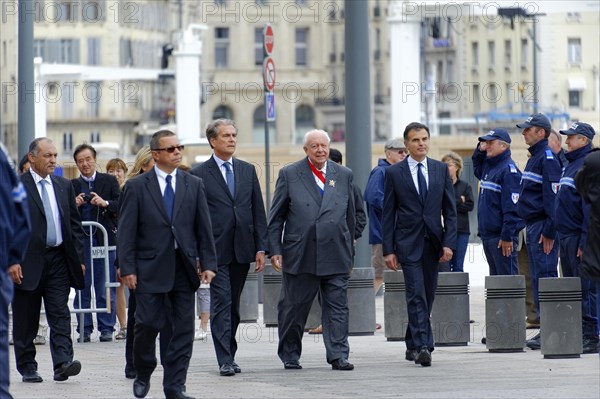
[133,251,195,396]
[277,272,350,364]
[125,289,172,370]
[210,260,249,366]
[12,246,74,374]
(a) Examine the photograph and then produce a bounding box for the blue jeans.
[482,236,519,276]
[560,235,598,337]
[526,221,558,319]
[448,233,469,272]
[74,237,116,335]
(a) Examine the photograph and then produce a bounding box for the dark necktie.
[417,163,428,203]
[164,174,174,221]
[224,161,235,197]
[39,180,58,246]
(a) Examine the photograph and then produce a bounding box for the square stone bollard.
[431,272,470,346]
[348,268,376,336]
[485,275,526,352]
[383,270,408,341]
[539,277,582,358]
[239,265,258,323]
[262,262,281,327]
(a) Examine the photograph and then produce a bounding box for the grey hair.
[28,138,53,156]
[205,119,238,148]
[303,129,330,145]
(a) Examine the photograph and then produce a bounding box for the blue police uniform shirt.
[517,138,562,238]
[555,143,593,248]
[472,146,524,241]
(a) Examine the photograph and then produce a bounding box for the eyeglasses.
[151,145,185,153]
[395,149,408,154]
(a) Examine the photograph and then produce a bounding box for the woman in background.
[105,158,128,341]
[441,152,474,272]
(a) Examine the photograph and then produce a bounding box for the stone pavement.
[8,244,600,398]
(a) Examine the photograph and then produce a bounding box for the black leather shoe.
[219,364,235,376]
[582,336,599,354]
[231,361,241,373]
[125,365,137,379]
[165,391,195,399]
[133,378,151,398]
[331,358,354,370]
[526,333,541,350]
[405,349,416,361]
[53,360,81,381]
[414,348,432,367]
[283,360,302,370]
[22,370,43,383]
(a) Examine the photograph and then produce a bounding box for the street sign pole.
[263,24,275,212]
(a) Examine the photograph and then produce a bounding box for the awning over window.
[568,78,587,91]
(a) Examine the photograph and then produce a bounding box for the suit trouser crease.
[133,252,194,394]
[13,247,74,374]
[210,261,249,366]
[402,239,439,351]
[277,272,350,363]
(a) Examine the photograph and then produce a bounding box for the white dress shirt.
[30,168,64,245]
[407,156,429,195]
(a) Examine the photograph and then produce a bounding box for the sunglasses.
[394,149,408,154]
[152,145,185,153]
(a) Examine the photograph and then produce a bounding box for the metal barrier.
[73,221,120,343]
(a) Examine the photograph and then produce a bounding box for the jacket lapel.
[299,158,323,206]
[22,172,44,214]
[320,160,337,213]
[50,175,65,218]
[401,160,420,201]
[207,157,233,201]
[144,169,170,222]
[172,171,187,221]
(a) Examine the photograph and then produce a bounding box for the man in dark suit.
[71,144,121,342]
[118,130,217,399]
[1,143,31,398]
[8,138,85,383]
[268,129,356,371]
[190,119,268,377]
[382,122,457,367]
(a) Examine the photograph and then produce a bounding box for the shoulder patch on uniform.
[545,149,554,160]
[511,193,519,204]
[551,182,559,194]
[509,164,517,173]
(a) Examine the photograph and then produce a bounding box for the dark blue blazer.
[190,156,268,266]
[382,157,457,264]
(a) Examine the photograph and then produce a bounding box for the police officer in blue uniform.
[472,129,524,275]
[556,122,598,354]
[516,113,563,350]
[0,144,31,398]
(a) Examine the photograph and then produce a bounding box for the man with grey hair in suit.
[268,129,356,371]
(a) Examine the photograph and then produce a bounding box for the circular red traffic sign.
[264,24,274,55]
[263,57,276,92]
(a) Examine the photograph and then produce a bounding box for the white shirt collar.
[154,165,177,181]
[80,171,97,182]
[29,168,52,184]
[213,154,233,168]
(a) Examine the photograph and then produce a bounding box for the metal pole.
[264,99,271,212]
[345,0,371,269]
[18,0,36,156]
[532,16,538,114]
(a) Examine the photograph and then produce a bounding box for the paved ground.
[8,244,600,398]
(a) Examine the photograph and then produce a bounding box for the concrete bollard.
[485,275,526,352]
[431,272,470,346]
[262,262,281,327]
[539,277,582,358]
[383,270,408,341]
[239,265,258,323]
[305,295,321,331]
[348,268,376,336]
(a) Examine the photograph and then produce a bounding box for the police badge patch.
[551,183,560,194]
[511,193,519,204]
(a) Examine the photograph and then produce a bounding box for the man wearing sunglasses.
[118,130,217,399]
[364,138,407,298]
